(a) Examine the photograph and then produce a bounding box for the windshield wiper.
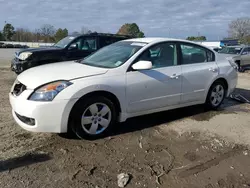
[74,58,84,63]
[53,45,62,48]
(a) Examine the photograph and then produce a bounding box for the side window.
[206,50,215,62]
[101,37,112,47]
[242,47,250,54]
[136,43,178,69]
[81,38,97,51]
[100,37,117,47]
[69,37,82,50]
[70,37,97,51]
[180,44,207,64]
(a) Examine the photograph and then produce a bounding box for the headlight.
[18,52,32,60]
[29,81,72,101]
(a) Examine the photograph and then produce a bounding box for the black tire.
[69,96,117,140]
[205,81,226,110]
[236,62,244,72]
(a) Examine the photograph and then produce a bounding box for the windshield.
[218,47,242,54]
[54,36,75,48]
[81,41,146,68]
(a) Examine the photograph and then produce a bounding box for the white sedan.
[9,38,238,139]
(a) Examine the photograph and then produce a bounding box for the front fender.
[55,74,127,113]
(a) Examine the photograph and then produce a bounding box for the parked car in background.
[0,43,28,48]
[11,33,131,74]
[21,45,29,49]
[207,46,221,52]
[9,38,238,139]
[13,44,23,48]
[218,45,250,72]
[212,47,222,52]
[2,43,14,48]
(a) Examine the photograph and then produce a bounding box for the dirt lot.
[0,64,250,187]
[0,49,18,67]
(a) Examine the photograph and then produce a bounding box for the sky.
[0,0,249,40]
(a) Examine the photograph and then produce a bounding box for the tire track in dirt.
[179,146,244,178]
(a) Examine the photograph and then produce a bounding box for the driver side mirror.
[132,60,152,70]
[242,51,248,55]
[68,43,78,50]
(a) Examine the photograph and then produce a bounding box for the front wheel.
[236,62,244,72]
[205,81,226,110]
[70,96,117,139]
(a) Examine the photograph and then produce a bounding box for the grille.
[12,81,26,96]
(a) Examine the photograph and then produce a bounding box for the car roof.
[226,45,244,48]
[71,32,131,38]
[124,37,212,46]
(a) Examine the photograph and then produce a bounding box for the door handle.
[170,74,180,79]
[208,68,217,72]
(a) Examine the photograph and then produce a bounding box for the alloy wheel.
[210,84,224,106]
[81,103,112,135]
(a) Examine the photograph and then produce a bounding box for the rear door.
[179,42,218,103]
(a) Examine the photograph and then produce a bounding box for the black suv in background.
[11,33,131,74]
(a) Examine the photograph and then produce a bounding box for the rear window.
[180,43,215,64]
[219,47,242,54]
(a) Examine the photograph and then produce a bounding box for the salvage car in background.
[11,33,131,74]
[218,45,250,72]
[9,38,238,139]
[2,43,14,48]
[210,47,221,52]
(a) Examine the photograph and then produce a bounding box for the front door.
[66,37,97,60]
[179,43,219,103]
[126,42,182,113]
[241,47,250,67]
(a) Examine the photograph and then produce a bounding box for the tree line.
[0,23,145,43]
[186,17,250,44]
[0,23,69,43]
[186,36,207,41]
[1,17,249,44]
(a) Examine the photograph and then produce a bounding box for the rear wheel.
[205,81,226,109]
[70,96,117,139]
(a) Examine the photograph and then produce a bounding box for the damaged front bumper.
[11,58,27,74]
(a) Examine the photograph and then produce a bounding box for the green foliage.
[240,35,250,45]
[0,32,4,41]
[3,23,15,40]
[186,36,206,41]
[137,31,145,38]
[54,28,68,42]
[117,23,145,38]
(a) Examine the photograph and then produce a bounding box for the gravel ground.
[0,49,19,67]
[0,53,250,187]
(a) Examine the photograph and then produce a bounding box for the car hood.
[17,61,108,89]
[216,53,241,61]
[15,46,61,56]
